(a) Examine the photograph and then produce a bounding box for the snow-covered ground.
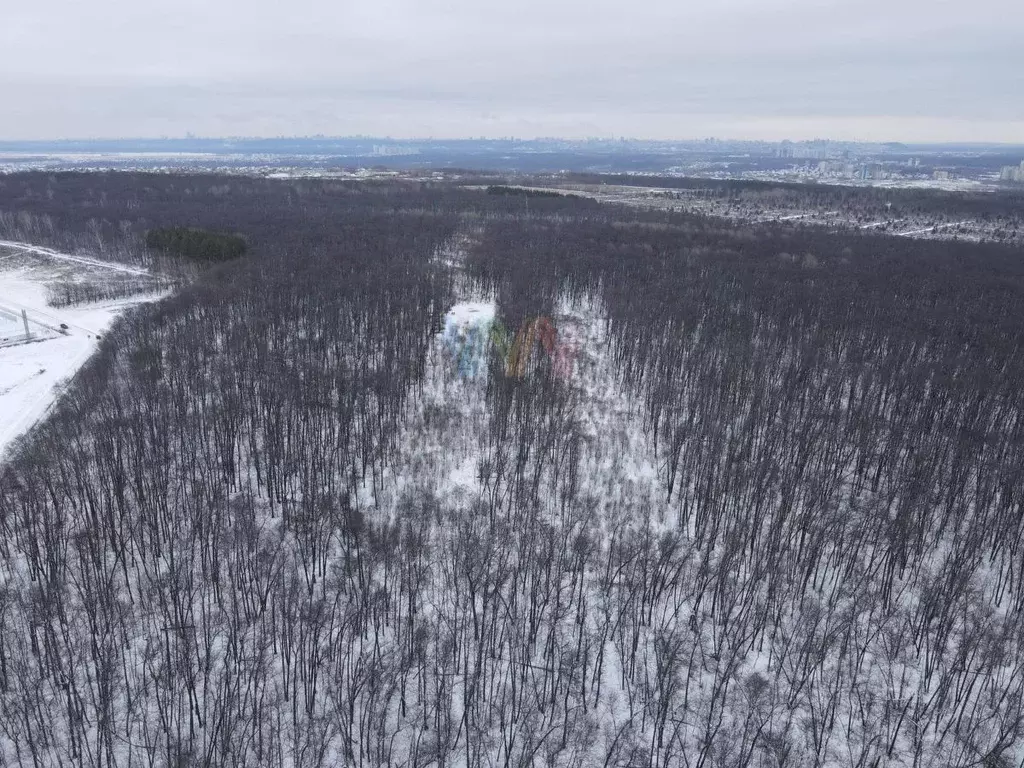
[0,240,151,276]
[0,247,164,459]
[0,304,28,340]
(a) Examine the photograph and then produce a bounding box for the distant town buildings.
[999,161,1024,183]
[814,161,894,181]
[371,144,420,157]
[776,140,841,161]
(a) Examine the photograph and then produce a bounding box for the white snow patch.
[442,301,496,331]
[449,454,479,490]
[0,266,162,459]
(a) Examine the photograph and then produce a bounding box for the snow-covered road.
[0,240,150,276]
[0,243,162,459]
[896,220,972,237]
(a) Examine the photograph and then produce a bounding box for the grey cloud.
[1,0,1022,140]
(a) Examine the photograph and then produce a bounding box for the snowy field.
[0,244,164,458]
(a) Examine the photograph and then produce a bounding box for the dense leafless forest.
[1,172,1023,767]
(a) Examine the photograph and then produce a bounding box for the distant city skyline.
[1,119,1023,146]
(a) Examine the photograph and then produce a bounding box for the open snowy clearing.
[0,245,165,458]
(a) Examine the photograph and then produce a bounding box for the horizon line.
[2,135,1024,149]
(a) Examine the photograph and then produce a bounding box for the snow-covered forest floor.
[0,174,1022,767]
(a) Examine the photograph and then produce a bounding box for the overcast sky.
[2,0,1022,142]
